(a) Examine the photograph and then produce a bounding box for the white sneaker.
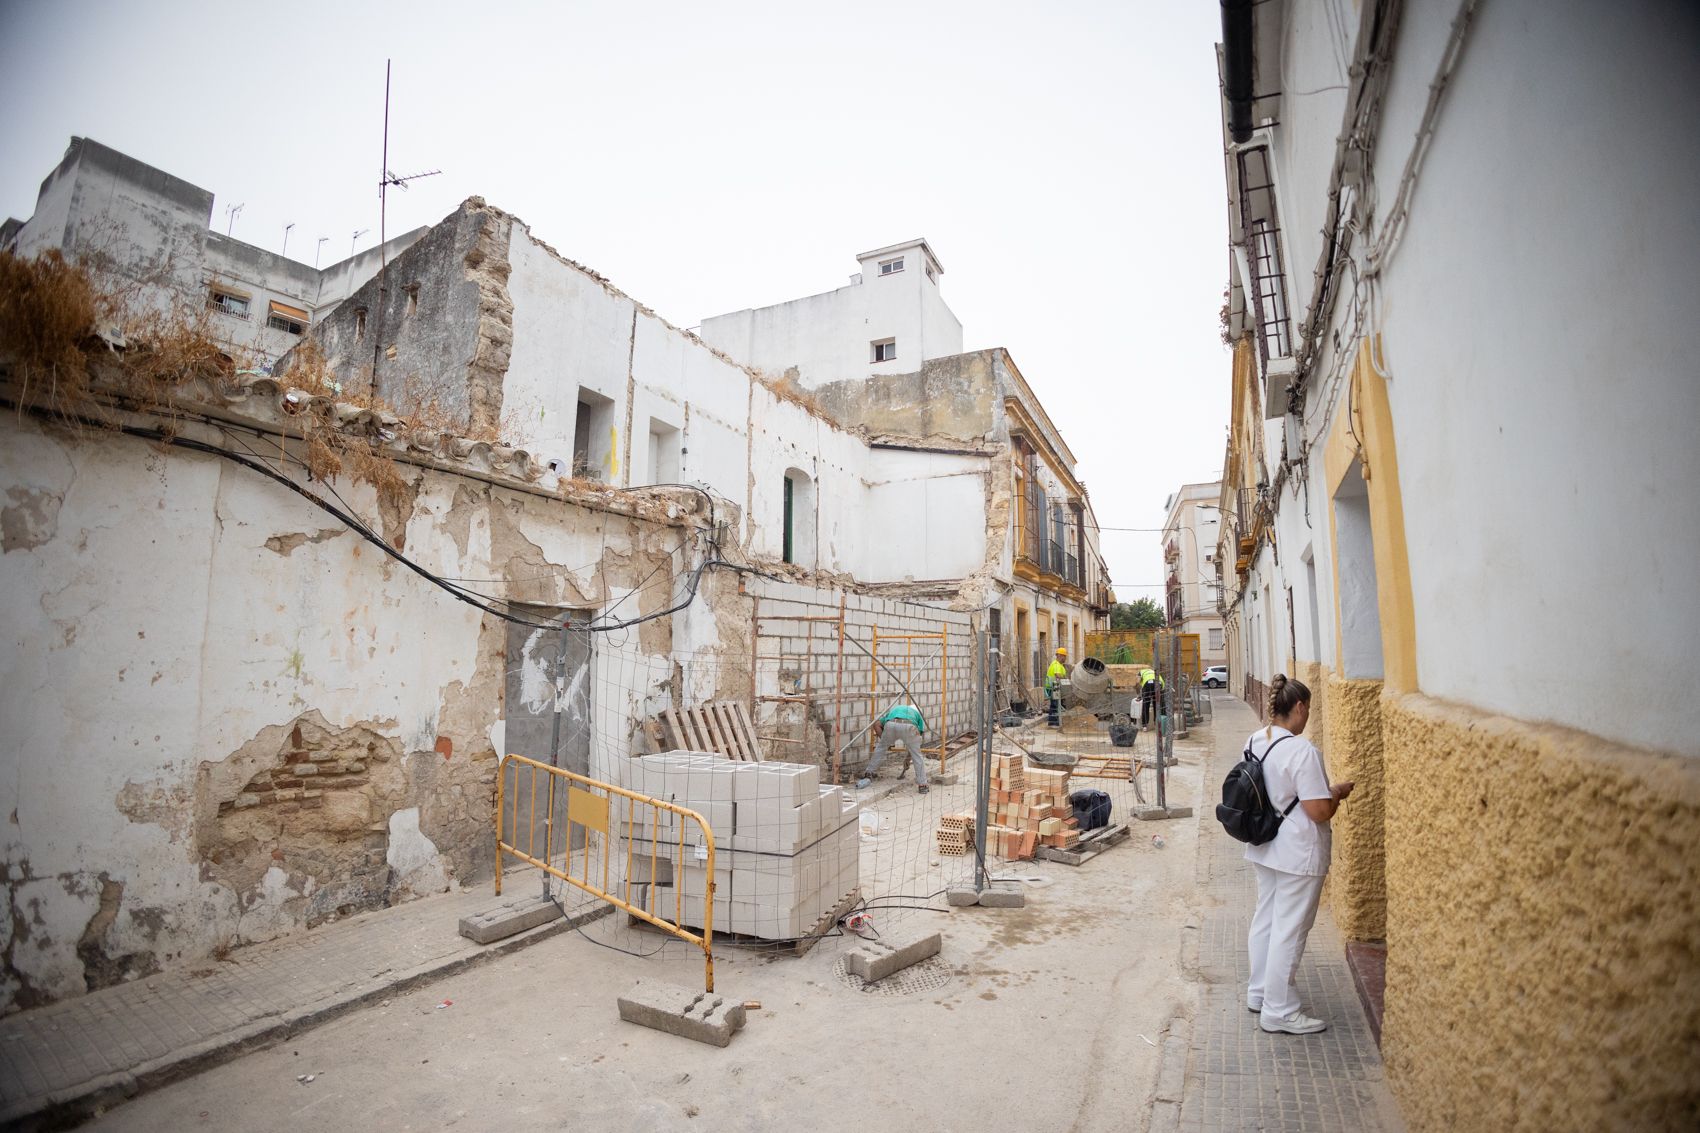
[1246,1000,1262,1014]
[1259,1010,1327,1035]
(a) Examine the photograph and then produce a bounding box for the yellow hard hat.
[1056,647,1067,655]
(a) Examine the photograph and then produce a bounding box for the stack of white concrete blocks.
[618,752,859,940]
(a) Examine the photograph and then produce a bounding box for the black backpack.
[1216,736,1299,844]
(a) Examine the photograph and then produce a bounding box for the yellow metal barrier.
[494,753,717,992]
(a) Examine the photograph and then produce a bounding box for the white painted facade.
[695,242,1114,700]
[1218,0,1699,756]
[2,137,423,369]
[1162,481,1226,667]
[698,239,963,389]
[0,396,725,1010]
[0,171,1097,1010]
[483,220,994,586]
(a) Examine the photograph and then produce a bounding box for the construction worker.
[1140,666,1158,727]
[1045,647,1069,727]
[857,700,930,793]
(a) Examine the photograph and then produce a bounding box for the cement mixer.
[1062,657,1135,717]
[1060,657,1139,746]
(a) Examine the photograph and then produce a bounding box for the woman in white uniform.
[1244,675,1354,1034]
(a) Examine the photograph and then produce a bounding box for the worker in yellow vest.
[1140,667,1158,727]
[1045,648,1069,727]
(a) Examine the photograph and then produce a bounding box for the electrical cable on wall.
[5,400,728,635]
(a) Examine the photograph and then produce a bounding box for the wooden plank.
[660,709,685,751]
[677,706,706,751]
[720,703,751,760]
[733,703,764,762]
[699,705,730,757]
[712,704,739,758]
[665,707,689,750]
[709,703,743,760]
[1035,823,1130,866]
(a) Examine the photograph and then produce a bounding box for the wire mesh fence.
[499,586,1168,968]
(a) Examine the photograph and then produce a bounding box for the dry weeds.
[1,251,432,539]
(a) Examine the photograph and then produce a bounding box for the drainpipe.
[1222,0,1256,144]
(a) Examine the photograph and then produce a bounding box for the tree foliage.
[1111,598,1165,630]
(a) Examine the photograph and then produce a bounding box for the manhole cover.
[832,953,954,996]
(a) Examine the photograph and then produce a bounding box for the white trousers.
[1248,862,1325,1021]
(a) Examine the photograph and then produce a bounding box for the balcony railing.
[1015,481,1084,589]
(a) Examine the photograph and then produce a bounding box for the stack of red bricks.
[934,812,975,856]
[985,754,1081,860]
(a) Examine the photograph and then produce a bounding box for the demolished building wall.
[296,199,996,588]
[1,137,425,366]
[0,376,735,1015]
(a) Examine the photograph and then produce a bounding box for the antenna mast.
[369,59,441,399]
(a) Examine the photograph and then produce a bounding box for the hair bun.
[1267,673,1311,718]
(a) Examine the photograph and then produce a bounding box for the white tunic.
[1241,725,1333,877]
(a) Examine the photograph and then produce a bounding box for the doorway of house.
[504,607,593,852]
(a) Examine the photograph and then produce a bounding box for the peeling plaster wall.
[5,138,423,368]
[810,351,1000,443]
[294,201,1108,698]
[307,202,999,588]
[310,201,501,433]
[0,411,714,1015]
[1381,692,1700,1130]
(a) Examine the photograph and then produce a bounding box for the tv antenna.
[370,58,441,397]
[315,236,329,268]
[282,222,295,258]
[224,202,245,236]
[351,228,370,255]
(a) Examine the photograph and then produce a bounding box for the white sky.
[0,0,1231,599]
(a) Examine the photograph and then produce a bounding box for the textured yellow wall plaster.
[1382,693,1700,1131]
[1321,673,1386,941]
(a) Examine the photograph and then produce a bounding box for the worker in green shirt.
[857,701,930,793]
[1045,647,1069,727]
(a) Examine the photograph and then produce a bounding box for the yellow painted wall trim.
[1004,397,1083,498]
[1323,337,1418,692]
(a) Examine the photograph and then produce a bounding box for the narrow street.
[99,740,1210,1132]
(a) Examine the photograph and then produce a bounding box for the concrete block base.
[458,894,564,944]
[617,981,747,1047]
[946,886,981,907]
[845,930,942,983]
[976,881,1026,908]
[1135,805,1195,822]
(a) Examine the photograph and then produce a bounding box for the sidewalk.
[1154,693,1404,1133]
[0,870,583,1130]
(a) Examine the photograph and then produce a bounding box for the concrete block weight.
[457,895,563,944]
[844,930,943,983]
[617,980,748,1047]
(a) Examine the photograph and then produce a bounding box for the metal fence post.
[975,628,992,894]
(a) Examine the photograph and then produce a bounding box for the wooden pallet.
[1034,822,1130,866]
[656,701,764,761]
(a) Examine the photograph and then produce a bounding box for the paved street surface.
[2,702,1405,1131]
[1158,694,1404,1132]
[0,881,580,1128]
[10,740,1207,1132]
